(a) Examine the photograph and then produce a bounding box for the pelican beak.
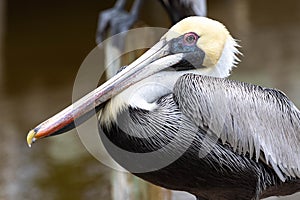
[27,39,184,147]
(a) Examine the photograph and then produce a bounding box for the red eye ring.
[183,32,198,46]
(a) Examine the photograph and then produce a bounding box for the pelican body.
[27,17,300,200]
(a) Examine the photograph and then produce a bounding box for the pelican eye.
[183,32,199,46]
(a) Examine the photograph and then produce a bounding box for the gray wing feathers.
[174,74,300,181]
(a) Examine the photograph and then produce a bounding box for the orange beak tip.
[27,129,37,148]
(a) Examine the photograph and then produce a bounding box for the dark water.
[1,0,300,199]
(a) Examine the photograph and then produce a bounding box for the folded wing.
[174,73,300,181]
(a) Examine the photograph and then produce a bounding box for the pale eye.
[183,32,199,46]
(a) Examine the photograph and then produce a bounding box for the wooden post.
[103,24,172,200]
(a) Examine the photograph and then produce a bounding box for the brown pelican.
[27,17,300,200]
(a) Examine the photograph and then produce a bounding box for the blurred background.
[1,0,300,199]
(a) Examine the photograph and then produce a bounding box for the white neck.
[211,37,241,78]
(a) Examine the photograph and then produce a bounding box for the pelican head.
[27,16,240,146]
[163,16,240,77]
